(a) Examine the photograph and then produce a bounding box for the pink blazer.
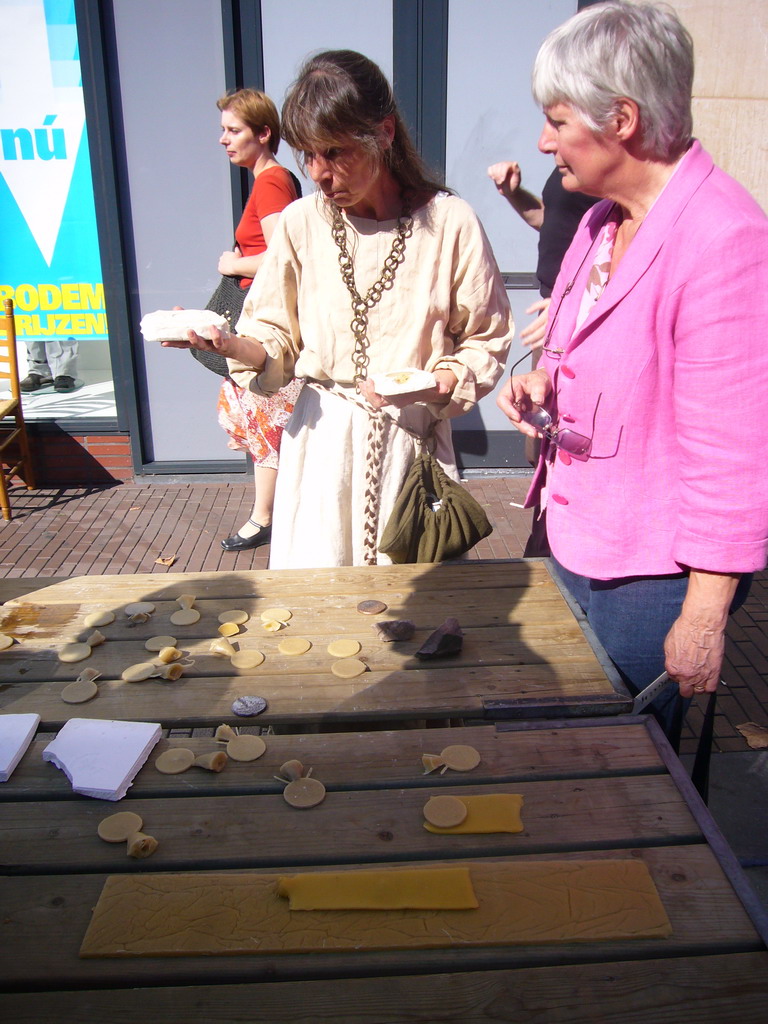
[527,141,768,579]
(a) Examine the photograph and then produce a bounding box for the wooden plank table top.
[1,716,767,1022]
[0,560,629,728]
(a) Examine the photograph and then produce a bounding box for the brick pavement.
[1,476,766,756]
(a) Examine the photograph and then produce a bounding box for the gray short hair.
[532,1,693,161]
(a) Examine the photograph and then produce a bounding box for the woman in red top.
[214,89,302,551]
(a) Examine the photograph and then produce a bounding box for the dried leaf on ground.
[735,722,768,749]
[155,555,177,567]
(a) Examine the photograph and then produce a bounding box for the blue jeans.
[550,557,752,742]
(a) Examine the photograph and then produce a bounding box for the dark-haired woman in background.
[178,51,512,567]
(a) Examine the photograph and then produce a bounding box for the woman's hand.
[664,570,740,697]
[359,368,457,411]
[217,249,242,276]
[487,161,522,201]
[496,368,552,437]
[519,298,551,352]
[161,326,267,370]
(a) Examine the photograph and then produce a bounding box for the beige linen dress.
[231,192,513,568]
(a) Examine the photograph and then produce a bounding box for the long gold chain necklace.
[330,198,413,385]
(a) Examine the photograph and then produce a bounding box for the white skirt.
[268,383,458,569]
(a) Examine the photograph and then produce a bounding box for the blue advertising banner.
[0,0,107,341]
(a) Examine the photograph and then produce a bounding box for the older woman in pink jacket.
[498,1,768,738]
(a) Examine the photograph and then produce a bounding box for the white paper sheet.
[0,713,41,782]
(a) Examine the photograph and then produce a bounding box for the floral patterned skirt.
[217,377,303,469]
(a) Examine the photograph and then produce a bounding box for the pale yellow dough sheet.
[79,859,671,958]
[423,793,524,834]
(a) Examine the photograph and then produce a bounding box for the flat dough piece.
[61,679,99,704]
[155,748,195,775]
[170,609,201,626]
[327,639,361,658]
[278,637,311,656]
[227,734,267,762]
[260,607,292,623]
[79,859,672,957]
[331,658,367,678]
[144,635,177,652]
[121,662,157,683]
[97,811,144,843]
[218,610,249,625]
[283,777,326,808]
[140,308,228,342]
[423,795,468,828]
[124,602,155,616]
[83,611,115,628]
[230,650,265,670]
[58,643,92,664]
[0,633,14,650]
[440,744,481,772]
[423,793,524,834]
[278,867,477,910]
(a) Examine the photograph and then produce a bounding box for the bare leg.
[221,465,277,550]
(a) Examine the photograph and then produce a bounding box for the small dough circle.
[97,810,144,842]
[260,607,292,623]
[278,637,311,656]
[145,635,177,652]
[440,744,481,772]
[123,602,155,616]
[226,734,267,762]
[155,747,195,774]
[121,661,157,682]
[83,610,115,628]
[218,610,249,625]
[331,658,367,679]
[357,599,387,615]
[327,638,362,658]
[230,649,265,670]
[423,795,468,828]
[218,622,240,637]
[61,678,99,704]
[283,776,326,808]
[58,643,92,664]
[170,608,201,626]
[0,633,14,650]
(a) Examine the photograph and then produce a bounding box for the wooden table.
[0,560,630,729]
[1,715,767,1022]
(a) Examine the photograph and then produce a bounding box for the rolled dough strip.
[423,793,524,834]
[97,811,144,843]
[278,866,478,910]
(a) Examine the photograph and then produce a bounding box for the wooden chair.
[0,298,36,520]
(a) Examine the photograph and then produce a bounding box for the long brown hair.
[281,50,449,201]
